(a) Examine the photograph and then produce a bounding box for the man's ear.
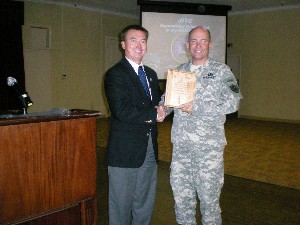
[186,42,189,50]
[121,41,125,50]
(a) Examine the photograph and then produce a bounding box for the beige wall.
[227,8,300,122]
[23,2,300,122]
[23,2,137,115]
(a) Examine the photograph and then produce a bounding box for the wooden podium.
[0,109,101,225]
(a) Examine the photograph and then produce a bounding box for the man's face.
[187,27,212,65]
[121,29,147,64]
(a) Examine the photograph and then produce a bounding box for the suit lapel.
[121,58,151,100]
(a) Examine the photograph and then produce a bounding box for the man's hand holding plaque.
[164,69,196,108]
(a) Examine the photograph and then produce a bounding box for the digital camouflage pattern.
[163,58,242,225]
[171,143,224,225]
[171,58,241,147]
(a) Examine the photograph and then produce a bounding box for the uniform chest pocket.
[200,78,218,90]
[198,78,222,100]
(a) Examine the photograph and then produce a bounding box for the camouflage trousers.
[170,143,224,225]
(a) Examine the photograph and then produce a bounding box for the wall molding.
[229,4,300,16]
[20,0,139,19]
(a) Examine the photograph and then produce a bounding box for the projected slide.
[142,12,226,79]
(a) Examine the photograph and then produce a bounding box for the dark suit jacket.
[104,58,161,168]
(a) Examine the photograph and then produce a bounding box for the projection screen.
[139,1,231,80]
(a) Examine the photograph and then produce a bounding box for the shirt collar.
[125,57,143,74]
[189,58,210,72]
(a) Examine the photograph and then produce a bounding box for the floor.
[96,117,300,224]
[96,147,300,225]
[97,117,300,189]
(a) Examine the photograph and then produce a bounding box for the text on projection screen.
[142,12,226,79]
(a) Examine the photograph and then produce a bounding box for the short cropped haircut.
[120,25,149,41]
[188,26,211,41]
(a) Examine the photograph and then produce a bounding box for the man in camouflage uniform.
[164,26,242,225]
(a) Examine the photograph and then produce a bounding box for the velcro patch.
[224,77,240,94]
[229,84,240,93]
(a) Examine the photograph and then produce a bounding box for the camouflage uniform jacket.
[170,58,242,147]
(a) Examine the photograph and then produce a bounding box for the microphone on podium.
[7,76,33,110]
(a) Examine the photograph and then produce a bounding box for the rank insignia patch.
[230,84,240,93]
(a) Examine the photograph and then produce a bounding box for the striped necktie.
[138,66,150,98]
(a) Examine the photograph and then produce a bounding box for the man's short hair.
[188,26,211,41]
[120,25,149,41]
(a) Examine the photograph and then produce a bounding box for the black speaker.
[197,5,206,13]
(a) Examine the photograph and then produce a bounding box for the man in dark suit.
[104,25,165,225]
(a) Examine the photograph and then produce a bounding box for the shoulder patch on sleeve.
[223,77,240,94]
[229,83,240,93]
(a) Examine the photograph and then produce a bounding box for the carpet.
[96,117,300,189]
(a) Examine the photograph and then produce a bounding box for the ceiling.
[29,0,300,16]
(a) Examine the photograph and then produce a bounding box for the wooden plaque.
[164,69,196,107]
